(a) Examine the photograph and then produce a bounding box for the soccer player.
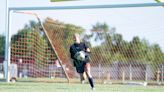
[70,33,94,90]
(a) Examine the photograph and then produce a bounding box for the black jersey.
[70,42,88,60]
[70,42,90,71]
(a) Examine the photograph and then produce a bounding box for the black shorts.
[75,56,90,73]
[76,66,85,73]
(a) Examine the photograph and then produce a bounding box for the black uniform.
[70,42,94,89]
[70,42,90,73]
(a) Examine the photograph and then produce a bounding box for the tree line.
[83,22,164,66]
[0,18,163,66]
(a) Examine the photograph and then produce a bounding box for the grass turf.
[0,82,164,92]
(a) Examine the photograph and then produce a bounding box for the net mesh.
[10,28,63,78]
[0,7,163,84]
[8,17,164,84]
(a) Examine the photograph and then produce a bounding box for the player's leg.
[85,63,92,77]
[79,73,85,84]
[75,62,85,84]
[85,63,94,89]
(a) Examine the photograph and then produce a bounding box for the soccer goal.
[2,1,164,84]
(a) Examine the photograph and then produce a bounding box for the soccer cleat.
[91,87,95,91]
[81,80,85,84]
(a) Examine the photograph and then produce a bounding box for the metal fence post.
[122,71,125,83]
[129,64,132,81]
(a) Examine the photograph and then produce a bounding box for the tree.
[91,22,109,42]
[0,34,5,56]
[89,22,164,65]
[112,33,124,53]
[151,44,163,63]
[11,20,57,64]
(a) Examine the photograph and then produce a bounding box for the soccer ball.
[75,51,86,61]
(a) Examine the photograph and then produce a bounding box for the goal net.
[1,5,164,84]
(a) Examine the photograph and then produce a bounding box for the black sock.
[88,77,94,88]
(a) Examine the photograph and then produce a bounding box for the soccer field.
[0,82,164,92]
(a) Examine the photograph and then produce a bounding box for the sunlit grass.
[0,81,164,92]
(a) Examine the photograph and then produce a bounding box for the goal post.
[4,2,164,83]
[37,14,70,82]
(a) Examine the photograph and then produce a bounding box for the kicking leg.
[85,63,94,89]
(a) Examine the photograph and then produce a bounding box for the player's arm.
[69,46,75,59]
[69,46,77,66]
[84,44,91,62]
[84,43,91,53]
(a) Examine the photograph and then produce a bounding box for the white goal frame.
[4,0,164,82]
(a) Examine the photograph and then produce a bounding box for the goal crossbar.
[9,3,164,11]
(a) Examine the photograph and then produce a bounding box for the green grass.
[0,82,164,92]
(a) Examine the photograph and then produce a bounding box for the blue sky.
[1,0,164,52]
